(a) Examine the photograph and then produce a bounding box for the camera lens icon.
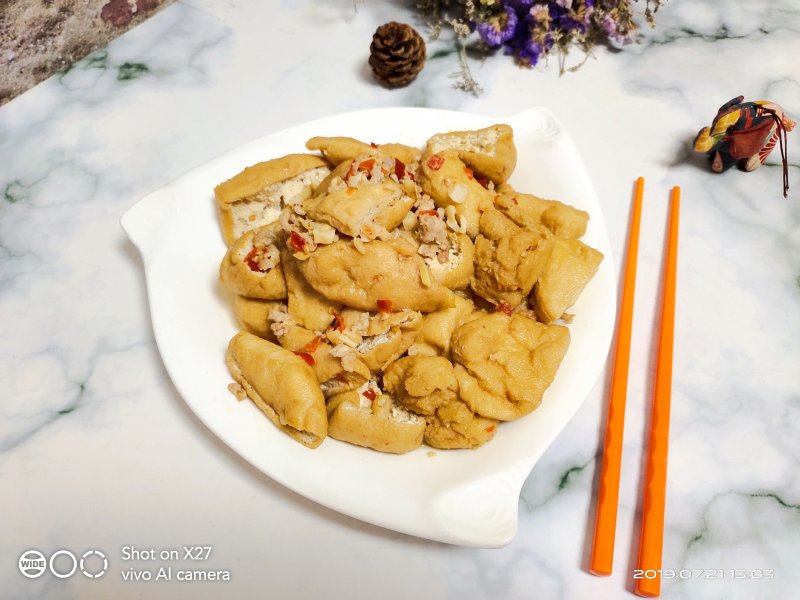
[18,550,47,579]
[80,550,108,578]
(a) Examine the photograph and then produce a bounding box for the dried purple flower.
[416,0,666,91]
[476,5,519,47]
[519,39,543,64]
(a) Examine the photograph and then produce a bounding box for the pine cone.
[369,22,426,88]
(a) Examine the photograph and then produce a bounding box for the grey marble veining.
[1,0,799,598]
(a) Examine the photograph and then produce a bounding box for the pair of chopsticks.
[589,178,681,597]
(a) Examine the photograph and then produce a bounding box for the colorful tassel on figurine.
[694,96,795,198]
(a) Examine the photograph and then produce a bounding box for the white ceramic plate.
[121,107,615,548]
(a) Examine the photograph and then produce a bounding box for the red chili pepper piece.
[303,336,322,353]
[243,247,264,272]
[377,299,393,313]
[426,155,445,170]
[294,351,315,366]
[370,142,379,148]
[485,425,495,433]
[463,166,474,179]
[362,388,377,401]
[475,174,490,189]
[289,231,307,252]
[417,209,438,216]
[332,312,346,332]
[496,302,514,316]
[359,158,376,172]
[343,160,357,183]
[407,171,416,182]
[394,158,406,179]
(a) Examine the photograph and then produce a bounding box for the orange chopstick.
[589,177,645,576]
[635,186,681,597]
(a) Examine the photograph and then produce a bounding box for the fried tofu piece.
[532,239,603,323]
[451,312,570,421]
[417,221,475,290]
[383,356,460,416]
[232,296,282,342]
[423,398,497,450]
[306,136,420,167]
[219,224,287,300]
[274,318,371,396]
[326,382,425,454]
[303,180,414,239]
[215,154,330,245]
[383,356,498,449]
[313,160,352,197]
[419,150,495,238]
[471,209,554,309]
[226,332,327,448]
[357,312,421,372]
[494,185,589,240]
[298,237,455,312]
[426,124,516,184]
[281,251,340,331]
[378,143,422,166]
[408,294,474,357]
[326,309,423,372]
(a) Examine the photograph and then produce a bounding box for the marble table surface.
[2,0,798,598]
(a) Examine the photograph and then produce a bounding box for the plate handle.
[120,187,180,265]
[508,106,563,141]
[430,461,532,548]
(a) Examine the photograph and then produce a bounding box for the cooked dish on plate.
[216,124,603,453]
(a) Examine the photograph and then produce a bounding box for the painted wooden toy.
[694,96,795,197]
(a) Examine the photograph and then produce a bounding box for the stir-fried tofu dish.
[215,125,603,453]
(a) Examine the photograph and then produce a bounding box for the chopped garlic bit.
[311,221,337,244]
[328,176,347,193]
[413,195,436,212]
[444,205,467,234]
[448,183,468,204]
[268,305,292,338]
[402,210,418,231]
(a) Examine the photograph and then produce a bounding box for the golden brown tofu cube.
[383,355,497,449]
[226,332,327,448]
[471,209,554,309]
[282,251,340,332]
[532,239,603,323]
[232,296,283,342]
[273,318,371,397]
[408,294,475,358]
[215,154,329,245]
[419,150,495,238]
[298,238,455,312]
[306,136,421,167]
[426,124,517,184]
[219,224,287,300]
[326,384,425,454]
[494,185,589,240]
[451,312,570,421]
[303,180,414,239]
